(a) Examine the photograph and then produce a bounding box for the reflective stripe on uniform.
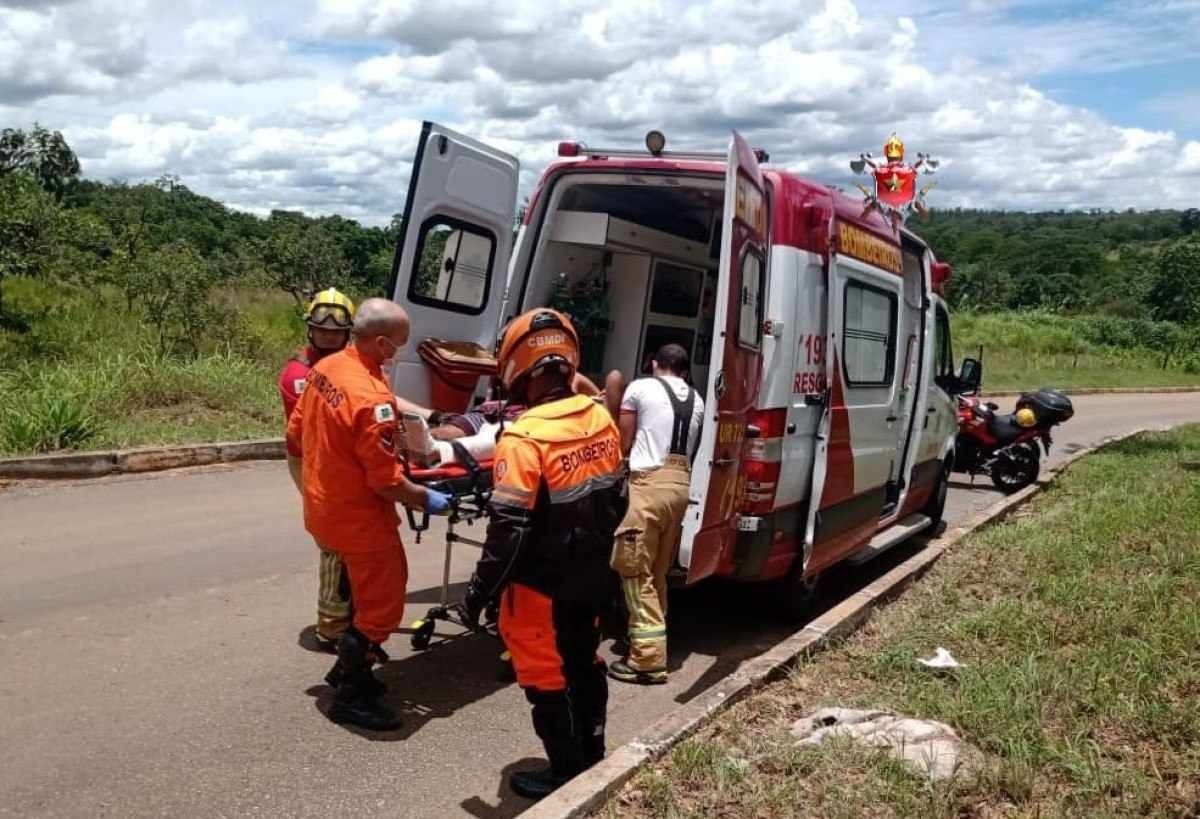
[547,471,623,505]
[492,484,536,509]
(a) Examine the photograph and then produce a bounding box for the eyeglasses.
[308,304,352,328]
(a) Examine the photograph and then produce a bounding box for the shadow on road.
[298,521,955,748]
[660,523,957,706]
[407,580,469,606]
[304,624,513,743]
[460,756,542,818]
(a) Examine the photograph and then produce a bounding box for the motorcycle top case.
[1017,389,1074,425]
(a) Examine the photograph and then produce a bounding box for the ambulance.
[386,122,979,615]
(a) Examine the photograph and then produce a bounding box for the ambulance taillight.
[741,409,787,515]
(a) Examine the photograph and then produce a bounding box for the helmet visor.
[307,303,352,329]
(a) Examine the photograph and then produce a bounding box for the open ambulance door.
[802,216,840,573]
[387,121,520,406]
[803,217,906,574]
[679,131,767,584]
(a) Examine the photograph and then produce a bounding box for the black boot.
[509,691,587,800]
[323,659,387,699]
[327,628,401,731]
[574,660,608,768]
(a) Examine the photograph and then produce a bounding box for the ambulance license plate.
[736,515,761,532]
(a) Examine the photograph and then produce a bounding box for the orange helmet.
[496,308,580,393]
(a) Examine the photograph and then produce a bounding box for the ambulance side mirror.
[958,358,982,396]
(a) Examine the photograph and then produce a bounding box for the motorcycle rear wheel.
[990,444,1040,494]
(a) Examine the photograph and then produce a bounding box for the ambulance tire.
[921,456,952,532]
[772,566,822,623]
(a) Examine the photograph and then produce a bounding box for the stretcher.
[402,444,501,651]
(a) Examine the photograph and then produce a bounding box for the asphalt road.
[1,393,1197,818]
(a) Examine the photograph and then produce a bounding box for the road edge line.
[521,424,1171,819]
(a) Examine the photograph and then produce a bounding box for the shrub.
[0,393,95,453]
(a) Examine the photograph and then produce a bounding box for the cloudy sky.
[3,0,1198,225]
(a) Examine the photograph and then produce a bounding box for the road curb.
[983,386,1200,397]
[0,439,285,480]
[523,425,1169,819]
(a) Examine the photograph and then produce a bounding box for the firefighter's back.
[496,393,626,603]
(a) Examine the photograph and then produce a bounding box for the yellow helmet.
[1015,407,1037,428]
[305,288,355,329]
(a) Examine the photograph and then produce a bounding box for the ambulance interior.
[520,176,726,394]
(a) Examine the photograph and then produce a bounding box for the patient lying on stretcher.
[397,371,611,469]
[400,411,500,469]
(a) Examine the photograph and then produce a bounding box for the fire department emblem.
[849,133,938,231]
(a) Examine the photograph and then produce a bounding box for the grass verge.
[604,426,1200,818]
[0,278,297,456]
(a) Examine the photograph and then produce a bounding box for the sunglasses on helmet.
[307,304,352,329]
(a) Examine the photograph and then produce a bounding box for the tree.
[0,173,64,328]
[1147,236,1200,324]
[944,261,1012,311]
[259,221,352,307]
[0,124,81,198]
[128,241,229,357]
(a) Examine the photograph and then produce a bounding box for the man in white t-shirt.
[608,343,704,685]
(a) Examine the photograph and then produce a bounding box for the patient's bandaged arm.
[400,411,499,468]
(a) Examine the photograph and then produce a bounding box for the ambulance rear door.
[387,121,520,406]
[679,131,768,583]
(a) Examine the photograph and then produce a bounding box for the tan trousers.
[287,456,352,641]
[610,455,691,672]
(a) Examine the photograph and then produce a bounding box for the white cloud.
[1,0,1196,224]
[0,4,146,102]
[296,86,364,123]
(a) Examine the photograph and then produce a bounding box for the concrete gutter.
[523,425,1169,819]
[0,439,285,480]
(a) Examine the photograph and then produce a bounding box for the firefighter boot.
[575,661,609,768]
[327,628,400,731]
[322,658,387,699]
[509,692,588,800]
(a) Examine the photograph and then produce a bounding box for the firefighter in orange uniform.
[286,298,450,731]
[460,309,627,801]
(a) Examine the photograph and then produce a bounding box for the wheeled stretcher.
[402,445,499,651]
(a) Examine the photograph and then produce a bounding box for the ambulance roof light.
[645,130,666,156]
[557,141,584,157]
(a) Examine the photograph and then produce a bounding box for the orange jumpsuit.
[469,394,627,775]
[285,346,408,645]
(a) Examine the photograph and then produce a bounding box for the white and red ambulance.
[387,122,977,614]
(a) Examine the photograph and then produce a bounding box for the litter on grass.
[791,707,978,781]
[918,646,963,669]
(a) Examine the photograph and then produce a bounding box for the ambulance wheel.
[411,617,435,650]
[922,457,952,531]
[774,567,822,622]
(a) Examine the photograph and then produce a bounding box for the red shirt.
[280,347,326,456]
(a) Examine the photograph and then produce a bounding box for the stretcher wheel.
[411,617,435,650]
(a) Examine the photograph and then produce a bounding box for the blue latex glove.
[424,489,451,515]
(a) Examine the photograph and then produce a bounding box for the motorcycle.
[953,388,1074,494]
